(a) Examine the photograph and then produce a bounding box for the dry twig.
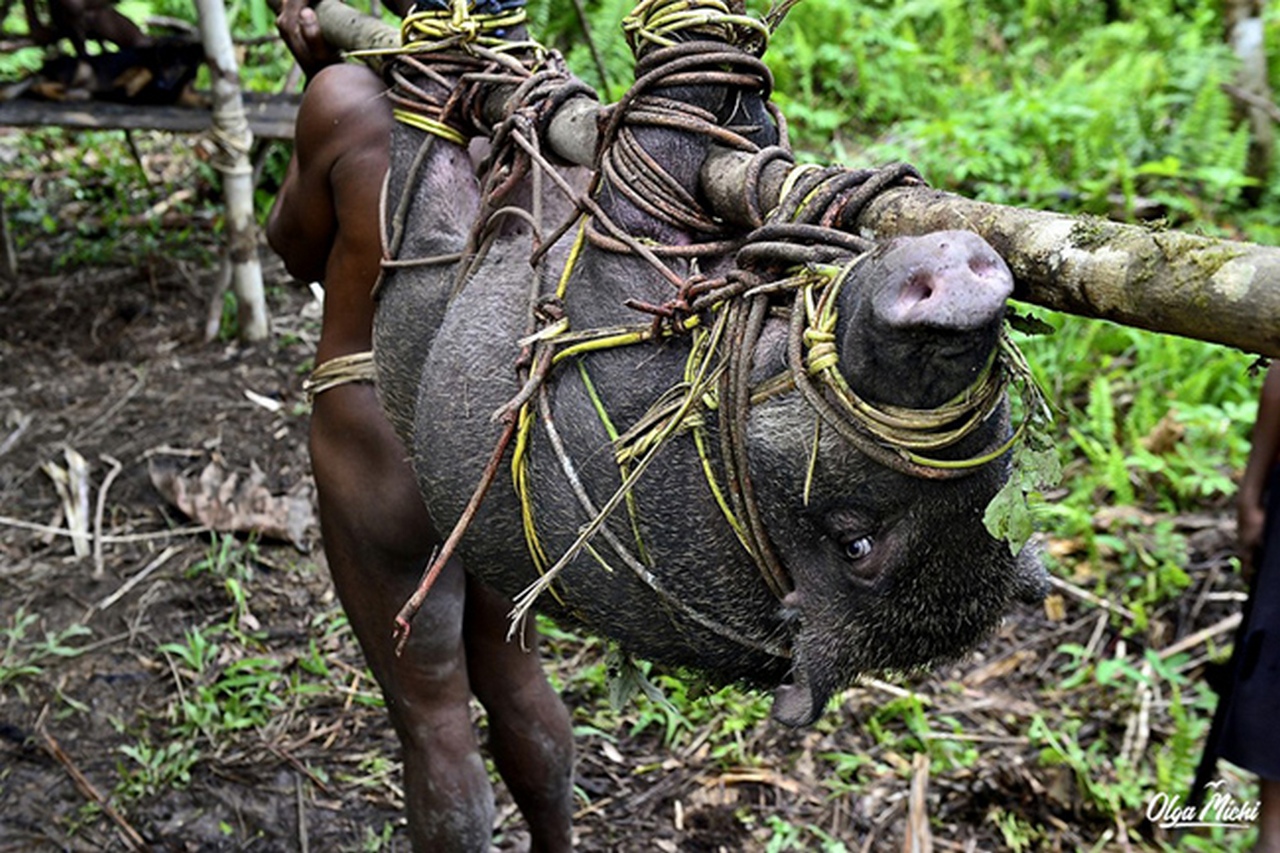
[1047,574,1139,622]
[93,454,124,579]
[1158,612,1243,661]
[94,546,181,612]
[903,752,933,853]
[39,727,149,852]
[42,448,92,558]
[0,515,208,545]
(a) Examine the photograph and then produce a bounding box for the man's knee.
[462,578,553,698]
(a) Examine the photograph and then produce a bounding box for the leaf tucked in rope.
[983,335,1060,553]
[606,646,675,713]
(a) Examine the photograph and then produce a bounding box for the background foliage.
[2,0,1279,848]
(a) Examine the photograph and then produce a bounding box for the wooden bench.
[0,91,301,140]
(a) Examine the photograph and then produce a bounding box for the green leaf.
[605,646,670,712]
[984,435,1062,553]
[1006,309,1057,337]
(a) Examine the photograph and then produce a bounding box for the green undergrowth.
[106,536,388,813]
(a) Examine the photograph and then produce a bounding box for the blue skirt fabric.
[1219,465,1280,780]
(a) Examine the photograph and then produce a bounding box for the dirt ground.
[0,235,1256,851]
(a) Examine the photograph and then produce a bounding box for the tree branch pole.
[196,0,270,342]
[321,0,1280,357]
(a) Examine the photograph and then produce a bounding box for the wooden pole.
[314,0,1280,357]
[195,0,270,342]
[1225,0,1274,205]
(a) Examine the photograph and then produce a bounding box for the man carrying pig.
[266,1,574,849]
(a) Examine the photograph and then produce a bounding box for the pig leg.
[268,12,571,852]
[46,0,150,56]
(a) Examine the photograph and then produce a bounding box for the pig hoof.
[771,682,819,728]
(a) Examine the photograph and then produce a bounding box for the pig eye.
[843,536,874,562]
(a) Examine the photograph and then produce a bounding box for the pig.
[21,0,153,57]
[376,19,1044,729]
[10,37,203,104]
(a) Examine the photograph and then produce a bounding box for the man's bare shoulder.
[296,63,392,146]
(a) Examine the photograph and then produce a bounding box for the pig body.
[377,42,1043,726]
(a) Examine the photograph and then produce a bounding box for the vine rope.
[386,0,1047,661]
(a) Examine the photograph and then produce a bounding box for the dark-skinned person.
[1200,363,1280,851]
[265,1,574,848]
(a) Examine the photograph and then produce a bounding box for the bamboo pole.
[195,0,270,342]
[314,0,1280,357]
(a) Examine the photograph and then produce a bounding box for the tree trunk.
[315,0,1280,357]
[196,0,269,342]
[1225,0,1274,207]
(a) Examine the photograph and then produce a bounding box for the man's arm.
[266,78,343,284]
[1239,364,1280,572]
[267,64,390,286]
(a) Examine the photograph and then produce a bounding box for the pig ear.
[1011,537,1049,605]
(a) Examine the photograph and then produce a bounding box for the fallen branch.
[40,728,149,852]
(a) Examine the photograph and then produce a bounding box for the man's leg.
[465,578,574,853]
[1258,777,1280,853]
[311,384,495,851]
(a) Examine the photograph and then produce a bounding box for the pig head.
[753,231,1047,725]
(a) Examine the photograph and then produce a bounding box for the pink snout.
[875,231,1014,331]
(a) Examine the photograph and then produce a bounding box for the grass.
[103,535,382,821]
[0,608,94,699]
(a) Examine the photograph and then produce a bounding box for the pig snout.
[838,230,1013,410]
[873,231,1013,332]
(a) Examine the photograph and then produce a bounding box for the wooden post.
[1225,0,1274,206]
[195,0,269,342]
[0,198,17,284]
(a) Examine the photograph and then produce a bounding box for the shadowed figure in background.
[14,0,152,55]
[265,0,574,849]
[1195,363,1280,850]
[1213,363,1280,851]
